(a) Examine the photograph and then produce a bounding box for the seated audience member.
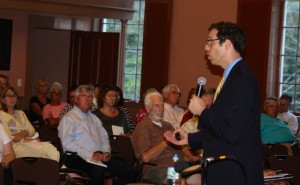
[261,97,296,144]
[0,87,59,162]
[277,94,298,135]
[162,84,186,129]
[131,91,198,184]
[179,88,216,161]
[115,86,135,130]
[59,85,77,120]
[180,87,215,130]
[1,87,36,141]
[58,85,135,185]
[43,82,67,126]
[92,85,133,136]
[0,124,15,185]
[29,78,51,123]
[59,85,97,120]
[135,88,158,124]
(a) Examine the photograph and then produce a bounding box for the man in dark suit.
[165,22,264,185]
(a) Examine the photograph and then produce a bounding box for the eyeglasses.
[170,91,181,97]
[51,92,61,96]
[206,38,220,47]
[79,94,94,99]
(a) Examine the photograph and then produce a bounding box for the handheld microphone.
[197,77,207,97]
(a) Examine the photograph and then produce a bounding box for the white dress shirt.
[277,111,299,135]
[163,102,185,129]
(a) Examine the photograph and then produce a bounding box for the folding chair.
[262,144,289,168]
[110,135,155,184]
[0,164,3,185]
[267,155,300,185]
[10,157,60,185]
[262,144,289,158]
[10,157,90,185]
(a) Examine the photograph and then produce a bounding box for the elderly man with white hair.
[131,91,201,185]
[162,84,186,129]
[132,91,183,184]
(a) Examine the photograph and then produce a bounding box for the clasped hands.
[92,151,110,162]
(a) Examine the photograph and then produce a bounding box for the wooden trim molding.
[0,0,134,19]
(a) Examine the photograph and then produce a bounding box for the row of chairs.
[14,123,149,185]
[0,156,90,185]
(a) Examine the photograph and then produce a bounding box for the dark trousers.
[4,167,13,185]
[65,155,136,185]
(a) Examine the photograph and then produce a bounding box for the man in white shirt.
[277,94,298,135]
[58,85,135,185]
[162,84,185,128]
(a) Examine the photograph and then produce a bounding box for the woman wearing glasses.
[1,87,36,142]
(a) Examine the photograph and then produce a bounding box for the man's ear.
[145,106,150,113]
[224,39,233,50]
[74,96,79,104]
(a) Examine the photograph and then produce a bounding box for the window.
[280,0,300,112]
[102,0,145,101]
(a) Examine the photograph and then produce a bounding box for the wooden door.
[69,31,120,86]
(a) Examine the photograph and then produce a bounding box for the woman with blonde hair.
[29,78,51,123]
[1,87,36,142]
[0,87,60,162]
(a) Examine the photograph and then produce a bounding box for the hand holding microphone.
[189,76,207,115]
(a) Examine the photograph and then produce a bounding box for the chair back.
[110,135,136,166]
[262,144,290,168]
[0,164,3,185]
[262,144,289,158]
[291,142,300,157]
[267,155,300,185]
[10,157,60,185]
[110,135,145,181]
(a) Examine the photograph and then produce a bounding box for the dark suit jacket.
[189,60,264,185]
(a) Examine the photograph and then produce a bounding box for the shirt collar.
[73,105,91,118]
[152,120,162,127]
[223,57,242,79]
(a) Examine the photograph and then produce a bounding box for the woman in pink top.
[43,82,67,126]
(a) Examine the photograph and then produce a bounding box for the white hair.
[49,82,63,93]
[161,84,180,98]
[144,91,163,109]
[74,85,93,95]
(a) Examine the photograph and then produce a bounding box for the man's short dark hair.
[280,94,293,103]
[209,21,246,55]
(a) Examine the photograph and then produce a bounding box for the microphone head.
[197,77,207,86]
